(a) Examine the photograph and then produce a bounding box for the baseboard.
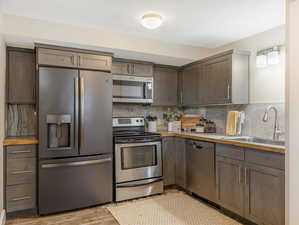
[0,210,6,225]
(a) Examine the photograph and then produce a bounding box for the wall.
[1,14,213,66]
[213,25,285,104]
[0,12,5,214]
[286,0,299,224]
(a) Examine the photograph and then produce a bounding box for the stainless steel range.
[113,117,163,202]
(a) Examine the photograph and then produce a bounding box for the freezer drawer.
[39,155,113,215]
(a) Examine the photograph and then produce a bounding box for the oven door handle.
[117,178,163,188]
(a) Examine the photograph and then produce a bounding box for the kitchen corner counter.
[159,132,285,154]
[3,136,39,146]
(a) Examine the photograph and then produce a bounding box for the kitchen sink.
[223,136,285,146]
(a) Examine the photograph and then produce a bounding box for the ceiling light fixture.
[141,13,163,29]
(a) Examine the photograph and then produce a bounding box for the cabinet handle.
[132,64,135,74]
[245,168,248,185]
[11,196,31,202]
[227,81,230,100]
[78,56,81,67]
[11,170,33,175]
[10,150,32,154]
[127,64,130,74]
[180,91,183,105]
[33,86,35,99]
[71,55,75,65]
[238,166,242,184]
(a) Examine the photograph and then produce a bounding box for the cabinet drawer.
[216,144,244,160]
[78,53,112,71]
[6,145,36,159]
[37,48,78,68]
[245,149,285,170]
[6,184,36,213]
[7,158,36,185]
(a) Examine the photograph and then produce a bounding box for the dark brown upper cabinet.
[153,65,178,106]
[37,48,77,68]
[37,46,112,71]
[111,61,130,75]
[112,59,153,77]
[202,55,232,104]
[78,53,112,71]
[181,50,249,106]
[181,63,201,106]
[7,47,36,104]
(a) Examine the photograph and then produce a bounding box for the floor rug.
[107,192,242,225]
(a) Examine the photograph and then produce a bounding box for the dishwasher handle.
[191,142,203,150]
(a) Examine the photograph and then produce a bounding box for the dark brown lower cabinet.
[5,145,37,213]
[216,144,285,225]
[244,163,285,225]
[216,156,245,216]
[162,137,176,186]
[162,137,186,188]
[175,138,186,189]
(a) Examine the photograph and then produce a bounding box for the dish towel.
[226,111,241,136]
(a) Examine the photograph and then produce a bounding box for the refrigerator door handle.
[80,77,85,151]
[41,158,112,169]
[75,77,79,152]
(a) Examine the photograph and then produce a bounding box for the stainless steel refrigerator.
[38,67,113,215]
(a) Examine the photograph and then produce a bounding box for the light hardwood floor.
[6,206,120,225]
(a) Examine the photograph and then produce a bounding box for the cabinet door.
[37,48,78,68]
[132,63,153,77]
[216,156,244,216]
[162,137,176,186]
[182,64,200,106]
[244,164,285,225]
[153,67,178,106]
[7,49,35,104]
[78,53,111,71]
[202,55,232,104]
[186,140,216,202]
[112,61,130,75]
[175,138,186,188]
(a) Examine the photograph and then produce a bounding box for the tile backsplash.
[113,104,182,129]
[184,103,285,140]
[113,103,285,140]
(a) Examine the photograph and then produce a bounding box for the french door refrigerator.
[38,67,113,215]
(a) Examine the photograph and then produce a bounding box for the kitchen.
[0,0,291,225]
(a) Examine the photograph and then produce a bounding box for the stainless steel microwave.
[112,75,153,103]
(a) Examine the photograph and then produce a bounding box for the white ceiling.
[1,0,285,48]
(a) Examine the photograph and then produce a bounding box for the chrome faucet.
[262,106,282,140]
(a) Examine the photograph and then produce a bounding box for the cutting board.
[181,114,202,129]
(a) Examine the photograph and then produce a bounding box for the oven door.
[115,141,162,183]
[112,75,153,103]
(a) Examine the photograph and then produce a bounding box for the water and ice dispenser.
[47,114,72,149]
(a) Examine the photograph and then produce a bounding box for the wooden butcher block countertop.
[3,136,38,146]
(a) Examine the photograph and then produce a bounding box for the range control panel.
[112,117,145,127]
